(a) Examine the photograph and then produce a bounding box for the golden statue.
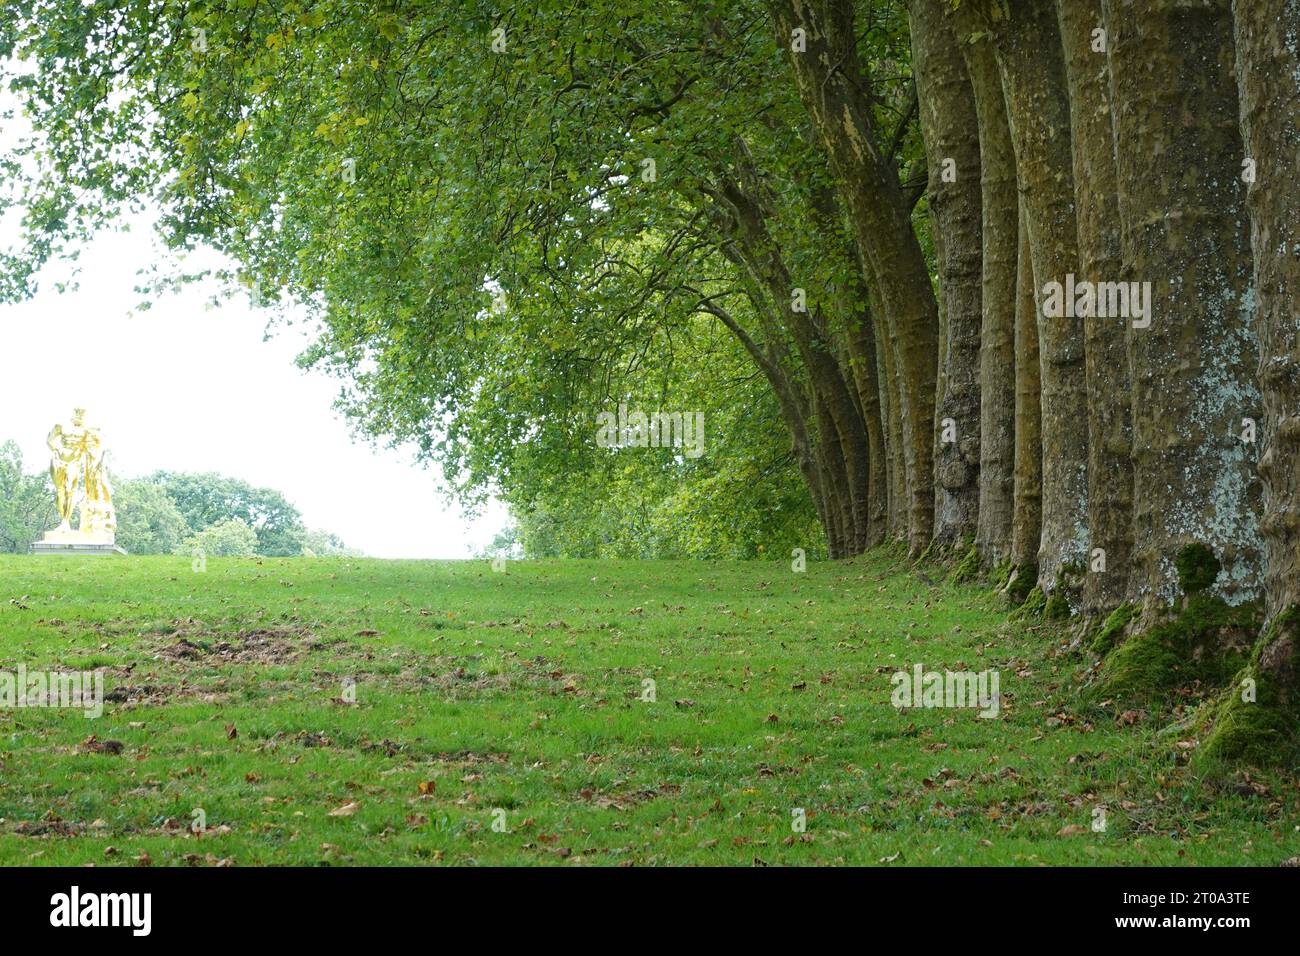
[38,408,118,547]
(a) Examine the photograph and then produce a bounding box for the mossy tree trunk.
[977,0,1089,596]
[706,172,876,555]
[909,0,983,550]
[949,4,1017,569]
[1011,202,1043,580]
[877,298,910,542]
[844,303,890,547]
[1105,0,1262,611]
[1058,0,1133,621]
[771,0,940,556]
[1230,0,1300,701]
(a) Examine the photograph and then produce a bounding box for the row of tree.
[0,443,357,557]
[0,1,1296,756]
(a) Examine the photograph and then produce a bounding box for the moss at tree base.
[1195,607,1300,768]
[1090,593,1258,707]
[1043,590,1071,621]
[1012,585,1046,619]
[915,537,941,565]
[1089,603,1139,656]
[952,544,981,583]
[1002,563,1038,607]
[1011,564,1078,620]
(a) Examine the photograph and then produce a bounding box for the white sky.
[0,217,509,558]
[0,77,507,560]
[0,74,509,559]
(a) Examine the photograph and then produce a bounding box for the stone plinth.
[30,541,127,555]
[30,526,126,555]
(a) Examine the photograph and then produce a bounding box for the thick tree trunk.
[909,0,982,550]
[877,306,910,542]
[979,0,1089,595]
[771,0,940,556]
[1011,204,1043,577]
[948,4,1017,567]
[1231,0,1300,686]
[844,307,890,547]
[1058,0,1132,620]
[1105,0,1261,610]
[808,388,859,557]
[932,233,949,539]
[811,182,891,549]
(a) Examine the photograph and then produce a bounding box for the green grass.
[0,553,1296,866]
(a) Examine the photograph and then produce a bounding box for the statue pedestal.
[31,527,126,555]
[31,541,127,555]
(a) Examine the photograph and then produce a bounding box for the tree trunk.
[811,183,891,549]
[1231,0,1300,688]
[1105,0,1261,609]
[1058,0,1132,620]
[706,298,840,555]
[844,306,890,547]
[713,174,876,554]
[948,3,1017,567]
[1011,203,1043,578]
[877,302,910,542]
[909,0,983,550]
[979,0,1089,595]
[771,0,940,556]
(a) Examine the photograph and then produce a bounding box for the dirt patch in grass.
[103,680,231,706]
[156,624,322,666]
[579,782,681,810]
[10,815,95,838]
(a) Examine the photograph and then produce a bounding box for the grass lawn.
[0,551,1296,866]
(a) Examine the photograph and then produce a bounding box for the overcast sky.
[0,100,507,558]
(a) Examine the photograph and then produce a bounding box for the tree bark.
[1057,0,1132,619]
[1105,0,1261,609]
[948,3,1017,567]
[706,297,840,554]
[909,0,983,550]
[1232,0,1300,684]
[978,0,1089,594]
[1011,203,1043,575]
[843,304,890,547]
[770,0,940,556]
[877,300,910,542]
[810,183,891,548]
[711,173,876,555]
